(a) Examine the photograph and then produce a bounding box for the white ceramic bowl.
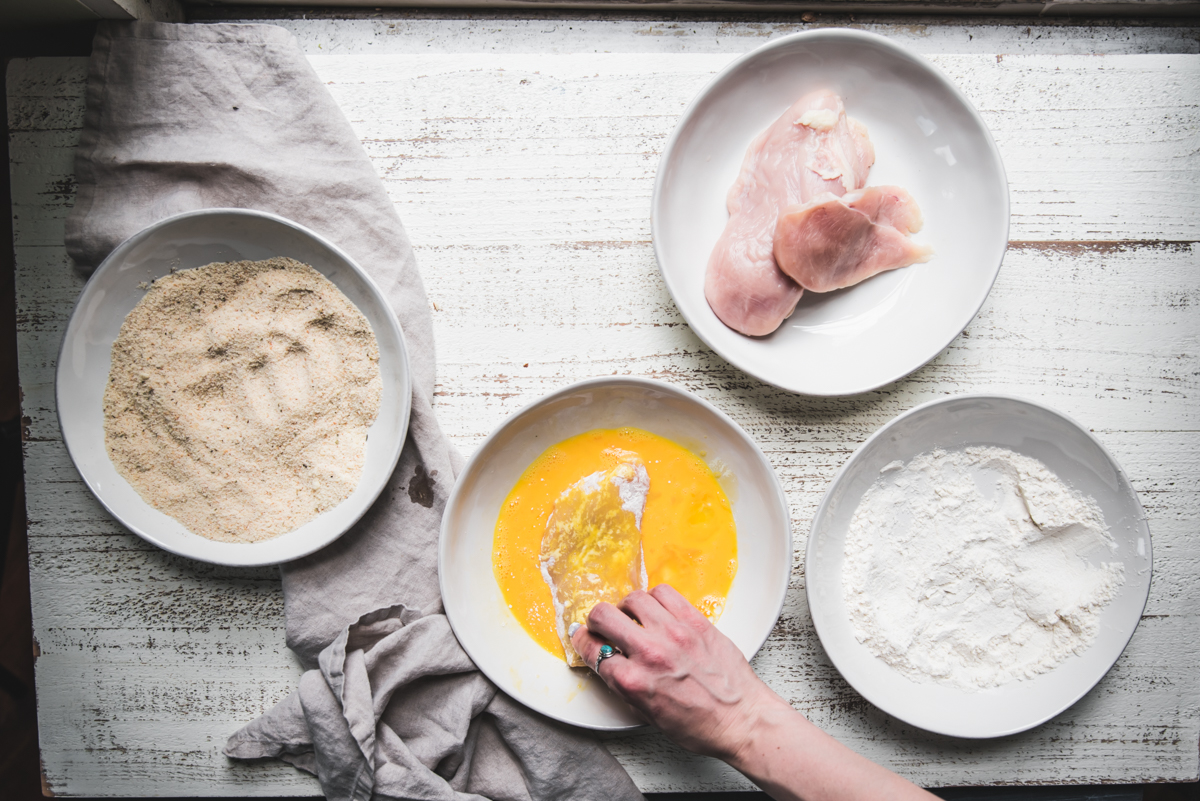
[806,395,1151,738]
[652,29,1009,396]
[440,377,792,729]
[57,209,412,567]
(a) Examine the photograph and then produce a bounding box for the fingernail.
[568,622,581,637]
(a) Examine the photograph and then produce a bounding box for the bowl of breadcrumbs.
[57,209,411,566]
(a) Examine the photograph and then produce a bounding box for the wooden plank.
[8,27,1199,796]
[262,17,1200,57]
[314,52,1200,243]
[422,242,1200,437]
[194,0,1200,20]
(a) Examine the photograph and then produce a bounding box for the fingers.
[618,589,673,629]
[570,623,608,670]
[571,622,639,696]
[650,584,711,628]
[586,600,648,654]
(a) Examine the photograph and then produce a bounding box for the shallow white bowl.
[57,209,412,567]
[652,29,1009,396]
[806,395,1151,738]
[440,377,792,730]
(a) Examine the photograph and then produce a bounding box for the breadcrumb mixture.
[103,257,381,543]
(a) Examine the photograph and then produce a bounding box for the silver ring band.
[594,644,621,673]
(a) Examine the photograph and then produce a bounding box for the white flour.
[842,446,1124,691]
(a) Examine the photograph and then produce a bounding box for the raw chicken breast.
[705,90,875,336]
[540,449,649,667]
[773,186,934,293]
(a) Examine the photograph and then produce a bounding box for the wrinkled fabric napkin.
[66,21,643,801]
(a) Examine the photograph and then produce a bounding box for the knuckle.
[587,602,615,626]
[615,669,648,697]
[639,644,668,670]
[662,622,695,650]
[650,583,680,605]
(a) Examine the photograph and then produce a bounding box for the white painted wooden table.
[8,16,1200,797]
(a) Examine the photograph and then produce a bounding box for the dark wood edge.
[184,0,1200,18]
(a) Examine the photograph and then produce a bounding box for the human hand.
[569,584,789,762]
[571,584,936,801]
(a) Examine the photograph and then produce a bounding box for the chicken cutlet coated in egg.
[539,448,650,667]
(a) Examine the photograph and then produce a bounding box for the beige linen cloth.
[65,21,643,801]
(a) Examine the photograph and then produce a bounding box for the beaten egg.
[493,427,738,662]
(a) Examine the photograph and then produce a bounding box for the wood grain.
[7,19,1200,795]
[197,0,1200,20]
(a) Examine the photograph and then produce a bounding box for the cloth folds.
[66,21,643,801]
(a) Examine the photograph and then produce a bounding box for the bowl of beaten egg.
[440,377,792,729]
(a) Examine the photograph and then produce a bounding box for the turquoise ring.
[594,643,622,673]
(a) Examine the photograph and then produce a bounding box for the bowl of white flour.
[57,209,411,566]
[806,395,1151,738]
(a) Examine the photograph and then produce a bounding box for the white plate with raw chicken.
[652,29,1008,396]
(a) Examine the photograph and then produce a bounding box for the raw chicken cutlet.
[774,186,934,293]
[705,90,874,336]
[539,449,649,667]
[705,90,932,336]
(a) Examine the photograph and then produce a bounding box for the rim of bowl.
[650,28,1011,397]
[438,375,793,730]
[804,392,1152,738]
[55,207,412,567]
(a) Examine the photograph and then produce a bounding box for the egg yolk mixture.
[493,427,738,661]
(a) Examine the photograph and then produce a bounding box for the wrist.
[721,686,803,771]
